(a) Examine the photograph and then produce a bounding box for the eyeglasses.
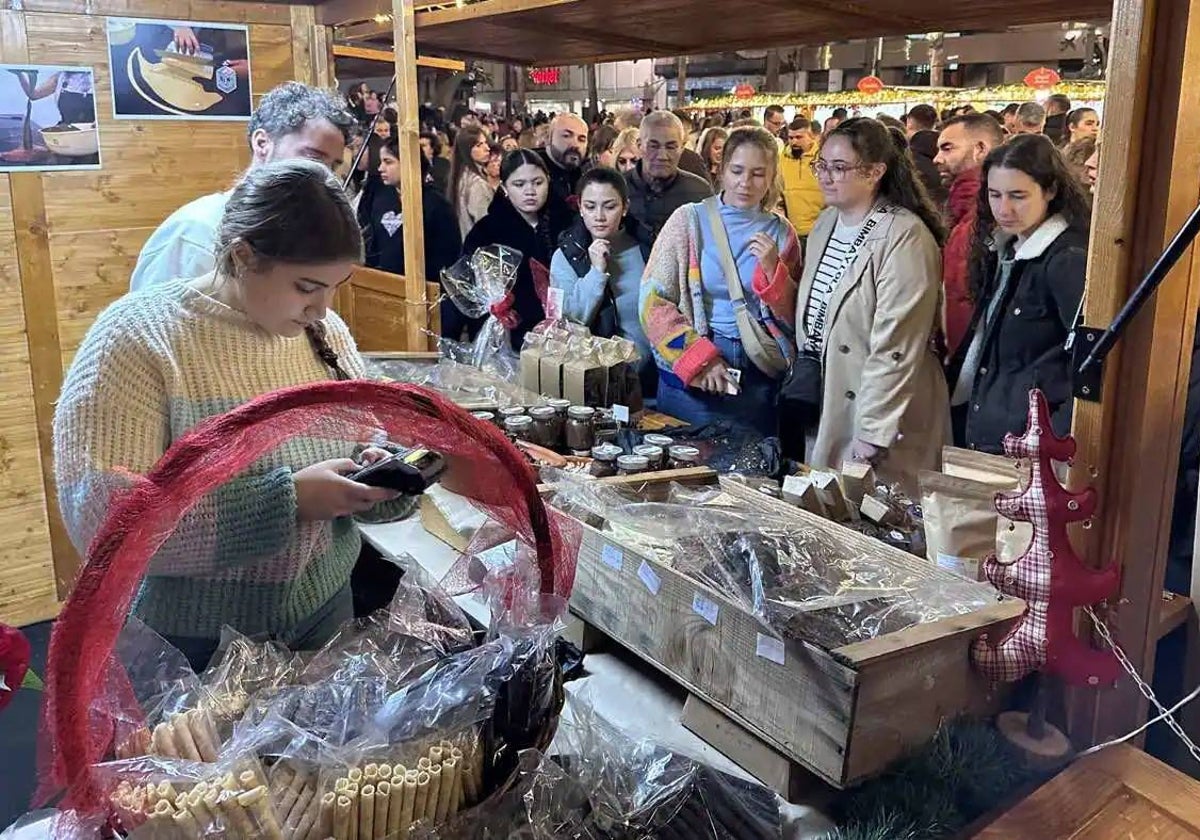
[810,160,870,180]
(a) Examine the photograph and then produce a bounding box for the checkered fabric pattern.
[970,389,1122,687]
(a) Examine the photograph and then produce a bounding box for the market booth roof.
[394,0,1114,65]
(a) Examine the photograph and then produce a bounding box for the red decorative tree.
[971,389,1122,688]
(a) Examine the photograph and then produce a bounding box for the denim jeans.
[655,334,780,438]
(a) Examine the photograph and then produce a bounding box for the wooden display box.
[551,469,1024,788]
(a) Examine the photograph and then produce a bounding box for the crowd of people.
[341,83,1097,487]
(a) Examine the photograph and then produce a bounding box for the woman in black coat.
[461,149,572,351]
[948,134,1091,452]
[358,137,463,328]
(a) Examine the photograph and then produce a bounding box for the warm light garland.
[683,81,1106,111]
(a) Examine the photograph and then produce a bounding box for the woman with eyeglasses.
[794,117,949,489]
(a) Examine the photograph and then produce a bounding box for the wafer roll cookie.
[374,781,391,840]
[189,709,221,762]
[410,772,429,832]
[187,790,215,831]
[424,767,441,823]
[219,789,256,839]
[333,796,352,840]
[171,713,202,760]
[358,785,375,840]
[434,758,456,821]
[386,776,404,838]
[292,797,319,840]
[347,768,363,784]
[287,783,317,834]
[173,807,201,840]
[279,770,309,820]
[240,770,260,790]
[151,722,179,758]
[334,777,350,794]
[428,747,443,767]
[416,757,431,773]
[240,786,286,840]
[377,764,392,783]
[348,788,359,840]
[317,792,336,840]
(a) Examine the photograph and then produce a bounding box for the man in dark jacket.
[905,103,948,205]
[1043,94,1071,145]
[625,110,713,249]
[538,112,588,210]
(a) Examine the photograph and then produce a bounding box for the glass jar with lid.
[632,444,665,471]
[504,414,534,443]
[589,443,623,478]
[643,433,675,450]
[565,406,597,455]
[471,411,496,426]
[667,445,703,469]
[616,454,650,476]
[499,405,527,422]
[528,405,560,449]
[548,398,572,419]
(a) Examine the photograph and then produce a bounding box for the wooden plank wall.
[0,1,326,626]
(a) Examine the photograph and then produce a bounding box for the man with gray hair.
[1012,101,1047,136]
[130,81,356,291]
[624,110,712,249]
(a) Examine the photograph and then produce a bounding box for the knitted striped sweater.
[54,280,415,641]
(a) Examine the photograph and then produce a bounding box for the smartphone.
[725,367,742,395]
[349,447,447,494]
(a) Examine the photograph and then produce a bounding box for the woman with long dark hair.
[794,117,948,487]
[948,134,1090,452]
[462,149,573,350]
[450,124,495,238]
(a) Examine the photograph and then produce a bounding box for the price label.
[612,404,630,424]
[637,560,661,595]
[755,633,786,665]
[692,593,719,626]
[545,287,565,320]
[601,543,623,571]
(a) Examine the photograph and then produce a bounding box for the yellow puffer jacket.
[779,148,824,237]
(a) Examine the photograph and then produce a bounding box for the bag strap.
[702,196,749,306]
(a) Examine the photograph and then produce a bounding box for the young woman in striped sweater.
[54,159,416,671]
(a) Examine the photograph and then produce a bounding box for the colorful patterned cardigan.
[638,202,801,385]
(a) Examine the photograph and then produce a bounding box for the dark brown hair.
[449,124,487,218]
[824,117,947,245]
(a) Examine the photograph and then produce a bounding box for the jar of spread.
[471,411,496,425]
[499,405,527,423]
[667,445,702,469]
[616,454,650,476]
[548,398,571,418]
[565,406,596,455]
[528,405,560,448]
[589,443,623,478]
[643,433,675,450]
[504,414,534,443]
[632,444,665,471]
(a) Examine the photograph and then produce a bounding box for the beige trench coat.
[797,205,950,492]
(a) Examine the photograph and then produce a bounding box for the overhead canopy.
[407,0,1114,65]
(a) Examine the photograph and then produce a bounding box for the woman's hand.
[588,239,610,273]
[357,446,393,465]
[172,27,200,55]
[294,458,400,521]
[748,232,780,279]
[694,357,738,395]
[847,439,887,466]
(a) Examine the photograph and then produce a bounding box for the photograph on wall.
[106,17,253,120]
[0,65,101,172]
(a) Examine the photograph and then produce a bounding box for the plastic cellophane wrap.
[543,471,998,651]
[35,381,579,828]
[439,245,524,375]
[364,356,543,411]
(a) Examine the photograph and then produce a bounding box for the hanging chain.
[1084,606,1200,764]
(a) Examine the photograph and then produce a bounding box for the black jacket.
[358,180,462,282]
[948,218,1087,453]
[623,161,713,251]
[538,147,582,210]
[678,147,711,182]
[1044,113,1067,146]
[556,214,652,338]
[908,130,948,206]
[429,157,451,196]
[462,189,572,351]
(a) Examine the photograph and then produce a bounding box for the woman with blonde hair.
[794,117,948,487]
[698,127,728,189]
[640,126,801,435]
[612,127,641,173]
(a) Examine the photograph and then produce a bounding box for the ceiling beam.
[416,0,581,28]
[487,16,682,56]
[317,0,388,26]
[333,42,467,70]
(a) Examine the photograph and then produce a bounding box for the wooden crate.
[553,469,1024,788]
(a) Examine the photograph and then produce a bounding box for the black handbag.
[779,350,824,428]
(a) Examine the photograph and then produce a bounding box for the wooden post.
[1066,0,1200,746]
[504,63,513,117]
[764,49,780,92]
[515,64,527,116]
[675,56,687,107]
[393,0,429,350]
[585,62,599,121]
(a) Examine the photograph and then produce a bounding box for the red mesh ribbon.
[36,381,576,812]
[489,291,520,330]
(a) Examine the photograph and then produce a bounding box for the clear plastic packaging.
[365,356,542,411]
[440,245,524,373]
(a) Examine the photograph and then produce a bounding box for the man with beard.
[904,103,948,205]
[933,113,1003,358]
[623,110,713,250]
[538,112,588,209]
[778,118,824,242]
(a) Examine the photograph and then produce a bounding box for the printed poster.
[106,17,253,120]
[0,64,101,172]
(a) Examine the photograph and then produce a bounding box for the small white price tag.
[601,543,623,571]
[692,593,719,626]
[612,404,630,424]
[755,633,786,665]
[637,560,661,595]
[545,287,564,320]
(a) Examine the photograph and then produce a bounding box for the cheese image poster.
[0,64,101,172]
[106,17,253,120]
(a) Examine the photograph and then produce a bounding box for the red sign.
[529,67,562,86]
[1023,67,1062,89]
[857,75,885,94]
[733,83,756,99]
